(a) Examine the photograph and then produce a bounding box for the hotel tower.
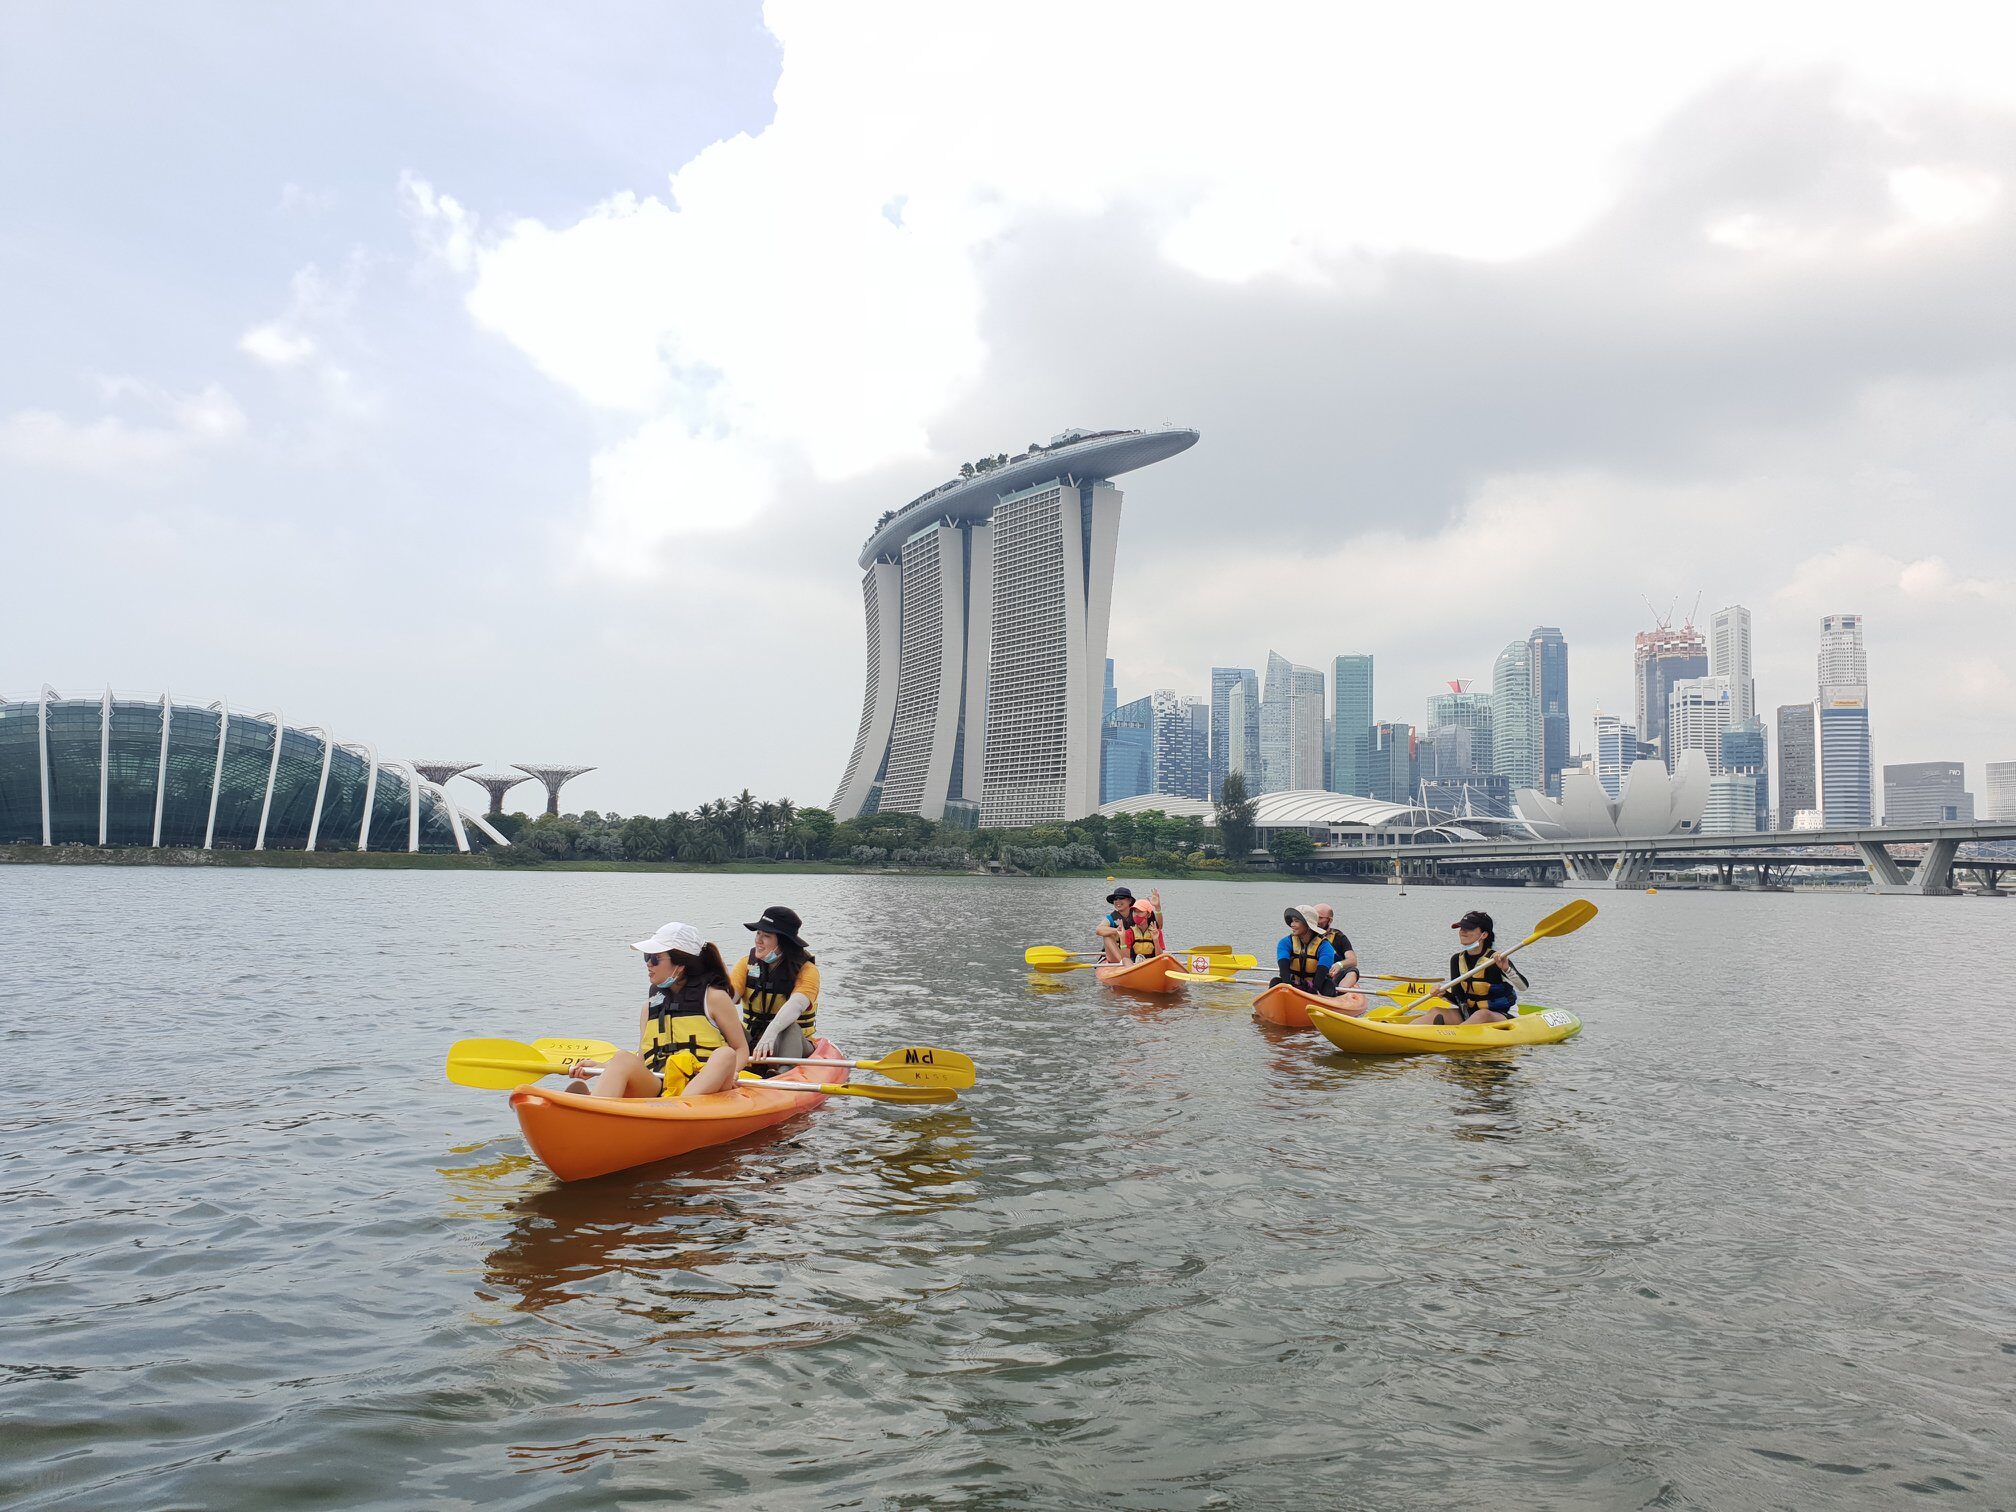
[831,427,1198,828]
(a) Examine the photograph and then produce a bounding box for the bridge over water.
[1294,820,2016,895]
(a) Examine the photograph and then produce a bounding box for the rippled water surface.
[3,867,2013,1509]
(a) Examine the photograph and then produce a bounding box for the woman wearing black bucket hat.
[731,905,821,1075]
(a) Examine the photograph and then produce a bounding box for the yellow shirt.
[729,957,821,1010]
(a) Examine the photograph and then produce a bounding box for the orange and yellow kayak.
[1094,953,1187,993]
[1251,982,1372,1028]
[510,1039,849,1181]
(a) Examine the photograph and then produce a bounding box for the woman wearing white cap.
[578,922,750,1099]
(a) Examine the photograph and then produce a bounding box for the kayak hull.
[1252,982,1369,1029]
[510,1038,849,1181]
[1309,1003,1581,1055]
[1095,953,1187,993]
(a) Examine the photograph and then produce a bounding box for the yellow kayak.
[1308,1001,1582,1055]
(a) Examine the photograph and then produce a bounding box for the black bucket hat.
[1104,885,1135,905]
[1452,910,1494,933]
[743,904,807,949]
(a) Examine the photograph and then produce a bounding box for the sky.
[5,0,2015,817]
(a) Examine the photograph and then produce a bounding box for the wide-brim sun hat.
[1105,886,1135,905]
[632,921,705,956]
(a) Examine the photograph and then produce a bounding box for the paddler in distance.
[1096,885,1165,964]
[1416,909,1528,1025]
[732,905,820,1078]
[573,922,749,1098]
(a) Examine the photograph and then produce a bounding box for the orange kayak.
[1251,983,1370,1028]
[509,1039,849,1181]
[1095,953,1186,993]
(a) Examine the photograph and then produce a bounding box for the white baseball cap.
[631,921,704,956]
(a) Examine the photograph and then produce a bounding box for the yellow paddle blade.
[1178,943,1235,956]
[1525,898,1598,942]
[863,1046,976,1089]
[445,1037,570,1090]
[740,1076,956,1104]
[1024,945,1099,966]
[534,1036,619,1063]
[1029,958,1101,974]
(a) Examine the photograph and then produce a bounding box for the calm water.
[2,867,2012,1510]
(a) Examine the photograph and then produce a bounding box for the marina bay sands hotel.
[832,427,1198,828]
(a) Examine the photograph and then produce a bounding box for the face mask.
[760,948,781,964]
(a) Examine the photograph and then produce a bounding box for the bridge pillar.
[1967,865,2006,896]
[1608,850,1648,888]
[1864,837,1961,895]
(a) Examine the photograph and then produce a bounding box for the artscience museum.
[0,688,506,853]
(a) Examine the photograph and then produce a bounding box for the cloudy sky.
[6,0,2014,815]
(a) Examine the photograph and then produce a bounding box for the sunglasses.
[644,952,669,965]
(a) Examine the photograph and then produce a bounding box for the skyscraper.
[1152,691,1212,802]
[1331,654,1374,797]
[1882,762,1973,825]
[1703,772,1763,835]
[1709,605,1756,725]
[1719,720,1769,830]
[1775,702,1816,828]
[1816,613,1873,828]
[1369,722,1419,805]
[1527,626,1569,797]
[1667,676,1735,773]
[1986,762,2016,822]
[1425,682,1494,777]
[1226,679,1256,787]
[1100,694,1153,805]
[1209,667,1258,800]
[1259,651,1324,792]
[1592,710,1638,800]
[1634,622,1709,763]
[1102,658,1117,724]
[832,427,1198,826]
[1491,640,1541,793]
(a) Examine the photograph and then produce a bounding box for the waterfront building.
[1634,622,1708,763]
[1719,720,1770,831]
[1816,613,1873,829]
[1528,626,1570,797]
[1593,711,1638,800]
[1100,694,1153,805]
[1987,761,2016,822]
[1331,654,1374,797]
[1775,703,1816,830]
[1210,667,1259,800]
[1515,749,1710,838]
[1491,641,1541,794]
[1709,605,1757,725]
[0,687,502,852]
[1703,773,1762,835]
[1425,682,1494,778]
[831,427,1198,826]
[1667,677,1735,773]
[1225,679,1257,790]
[1369,722,1418,805]
[1791,808,1826,831]
[1883,761,1974,825]
[1419,771,1514,818]
[1260,652,1325,794]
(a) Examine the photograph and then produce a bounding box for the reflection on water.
[4,867,2013,1510]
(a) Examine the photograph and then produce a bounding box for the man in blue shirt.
[1270,906,1336,994]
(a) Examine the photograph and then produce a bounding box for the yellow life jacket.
[1447,947,1515,1010]
[1122,918,1161,960]
[739,953,817,1043]
[1282,934,1328,991]
[640,977,724,1077]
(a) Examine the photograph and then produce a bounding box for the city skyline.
[8,6,2016,816]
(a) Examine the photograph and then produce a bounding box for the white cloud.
[0,382,246,480]
[240,321,318,367]
[578,418,777,577]
[404,0,2016,577]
